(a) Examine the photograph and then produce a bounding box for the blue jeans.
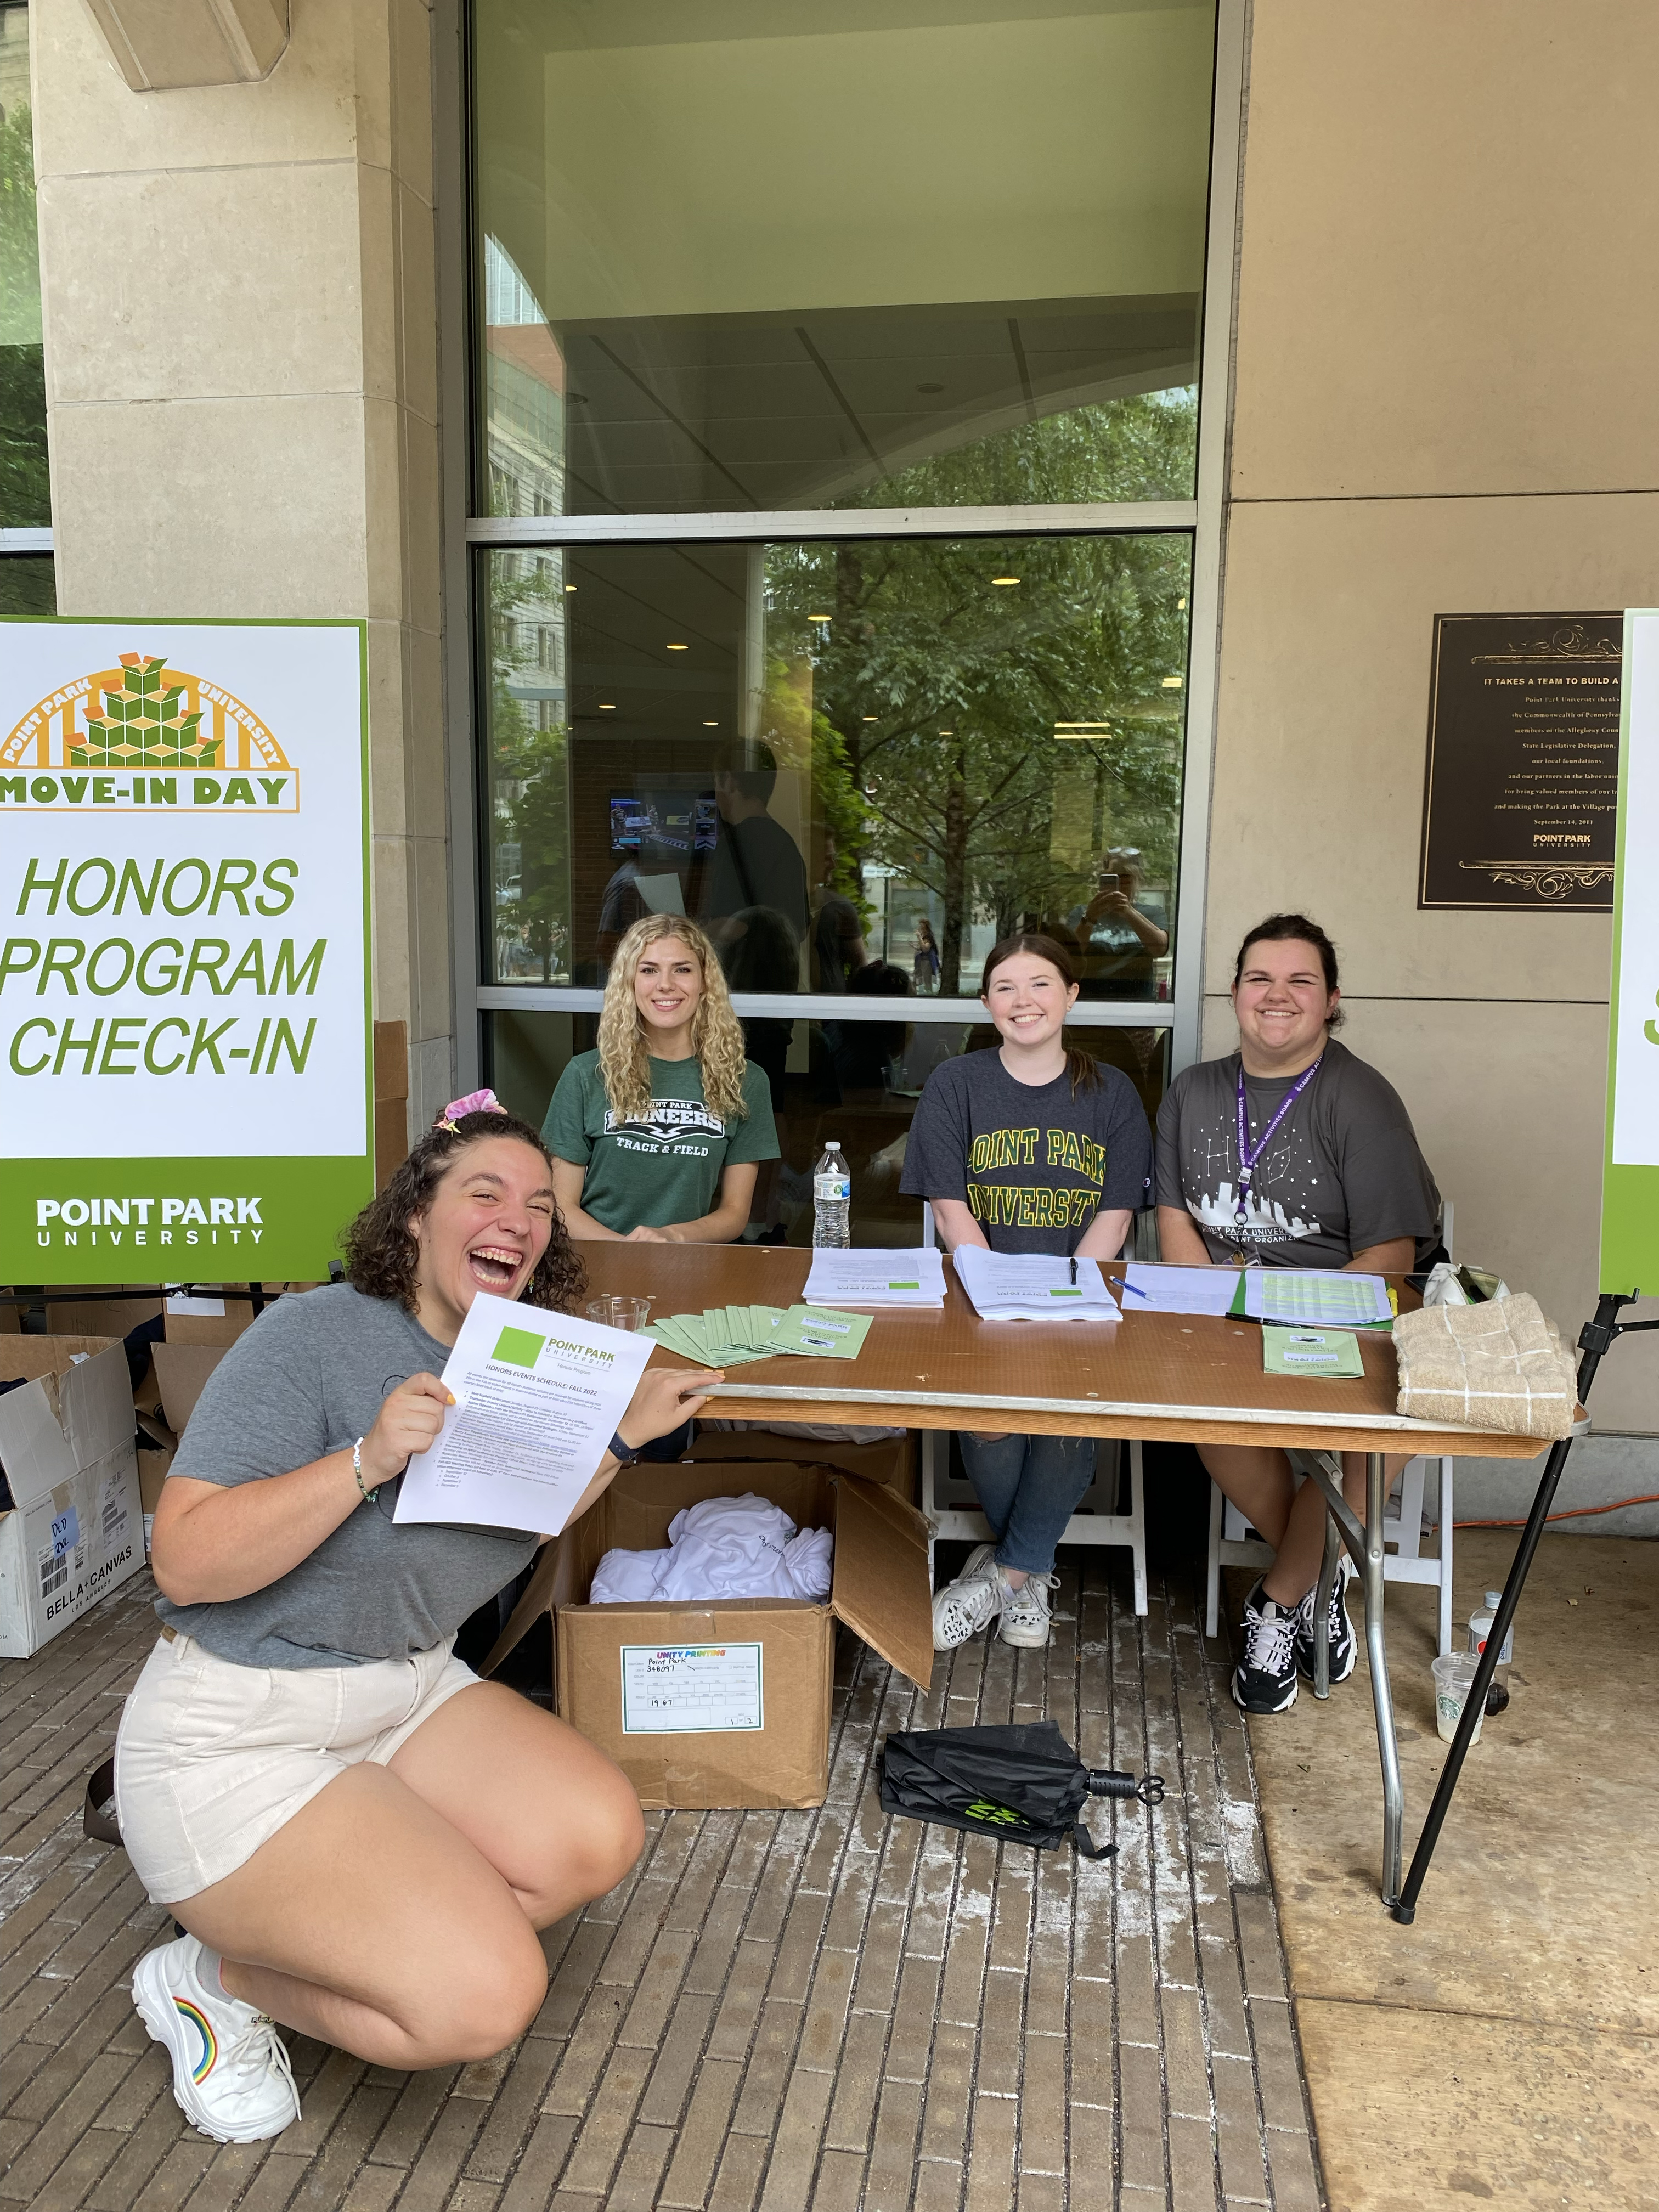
[957,1430,1098,1576]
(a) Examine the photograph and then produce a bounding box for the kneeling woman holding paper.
[901,934,1153,1653]
[117,1098,719,2145]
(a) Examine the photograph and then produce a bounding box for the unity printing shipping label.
[0,620,373,1282]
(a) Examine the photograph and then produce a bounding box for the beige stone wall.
[1215,0,1659,1435]
[31,0,450,1137]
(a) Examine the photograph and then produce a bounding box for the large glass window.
[474,1,1215,515]
[483,531,1190,1011]
[0,0,47,533]
[469,0,1219,1234]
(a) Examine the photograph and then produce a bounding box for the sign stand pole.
[1392,1290,1659,1922]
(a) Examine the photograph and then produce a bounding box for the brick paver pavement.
[1,1561,1323,2210]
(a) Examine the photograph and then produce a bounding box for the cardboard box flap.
[0,1339,133,1500]
[827,1474,935,1690]
[0,1369,78,1503]
[152,1342,229,1438]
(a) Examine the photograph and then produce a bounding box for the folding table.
[578,1242,1544,1906]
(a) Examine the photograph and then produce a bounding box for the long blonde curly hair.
[597,915,751,1127]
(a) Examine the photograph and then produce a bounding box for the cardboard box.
[46,1295,164,1341]
[687,1426,916,1498]
[486,1460,933,1810]
[0,1338,143,1657]
[151,1342,229,1437]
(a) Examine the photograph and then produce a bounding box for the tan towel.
[1393,1294,1578,1440]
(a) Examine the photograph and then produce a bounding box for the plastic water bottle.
[812,1140,851,1246]
[1467,1589,1514,1667]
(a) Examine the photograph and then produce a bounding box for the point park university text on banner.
[0,620,372,1283]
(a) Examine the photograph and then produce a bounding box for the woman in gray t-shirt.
[901,934,1152,1657]
[1155,914,1441,1722]
[115,1099,719,2147]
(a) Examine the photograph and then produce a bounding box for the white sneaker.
[932,1544,1008,1650]
[998,1571,1059,1649]
[131,1934,301,2143]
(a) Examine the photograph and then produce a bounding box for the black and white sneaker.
[1293,1571,1357,1685]
[1231,1580,1299,1714]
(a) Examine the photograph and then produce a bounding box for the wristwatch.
[608,1430,642,1468]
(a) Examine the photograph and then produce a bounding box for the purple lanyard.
[1234,1058,1321,1223]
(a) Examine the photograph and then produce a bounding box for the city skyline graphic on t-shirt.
[1185,1118,1323,1246]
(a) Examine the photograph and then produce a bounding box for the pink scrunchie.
[434,1087,508,1132]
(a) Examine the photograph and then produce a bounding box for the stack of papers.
[643,1303,873,1365]
[801,1246,946,1308]
[952,1247,1119,1322]
[1243,1272,1392,1327]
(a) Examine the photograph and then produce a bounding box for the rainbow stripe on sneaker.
[175,1998,218,2083]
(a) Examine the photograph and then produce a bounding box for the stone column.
[30,0,451,1135]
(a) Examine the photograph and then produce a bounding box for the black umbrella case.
[878,1719,1164,1859]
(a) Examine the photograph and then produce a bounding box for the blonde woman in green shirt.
[543,915,778,1245]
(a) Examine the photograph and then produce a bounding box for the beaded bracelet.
[353,1437,379,1505]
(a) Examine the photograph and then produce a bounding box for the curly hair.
[597,914,750,1126]
[343,1110,587,1314]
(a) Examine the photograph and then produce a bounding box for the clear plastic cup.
[586,1294,653,1332]
[1431,1652,1485,1745]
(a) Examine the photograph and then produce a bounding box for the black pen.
[1069,1255,1077,1285]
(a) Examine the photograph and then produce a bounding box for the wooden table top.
[577,1244,1545,1460]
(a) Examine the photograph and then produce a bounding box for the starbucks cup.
[1431,1653,1485,1746]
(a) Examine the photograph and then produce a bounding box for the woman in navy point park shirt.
[902,933,1152,1652]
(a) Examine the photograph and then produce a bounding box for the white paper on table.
[1119,1263,1242,1317]
[393,1294,654,1536]
[801,1245,946,1307]
[1243,1270,1392,1327]
[952,1246,1118,1320]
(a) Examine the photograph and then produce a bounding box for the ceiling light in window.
[1177,597,1187,610]
[599,702,616,711]
[1161,675,1183,689]
[565,584,577,592]
[862,715,878,722]
[666,642,689,651]
[938,729,955,737]
[808,613,832,623]
[991,575,1020,587]
[702,719,719,727]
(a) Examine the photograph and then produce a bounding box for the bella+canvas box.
[0,1338,143,1657]
[484,1460,934,1810]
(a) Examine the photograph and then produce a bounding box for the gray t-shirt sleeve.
[1097,1070,1154,1211]
[899,1060,970,1205]
[542,1057,595,1165]
[171,1297,331,1488]
[1154,1077,1189,1211]
[1328,1062,1441,1251]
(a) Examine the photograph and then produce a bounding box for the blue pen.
[1118,1278,1150,1299]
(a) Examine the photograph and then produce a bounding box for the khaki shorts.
[114,1627,481,1904]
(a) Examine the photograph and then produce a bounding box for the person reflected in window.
[1155,914,1441,1719]
[912,918,941,996]
[811,824,869,997]
[700,741,808,1119]
[832,958,912,1098]
[1075,850,1169,999]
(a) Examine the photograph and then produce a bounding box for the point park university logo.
[2,655,298,812]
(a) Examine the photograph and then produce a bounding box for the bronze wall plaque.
[1418,611,1621,910]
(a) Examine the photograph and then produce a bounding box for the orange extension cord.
[1454,1492,1659,1530]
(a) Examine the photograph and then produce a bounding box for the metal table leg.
[1289,1449,1405,1907]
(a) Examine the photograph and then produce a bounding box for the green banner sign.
[0,619,373,1283]
[1601,609,1659,1295]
